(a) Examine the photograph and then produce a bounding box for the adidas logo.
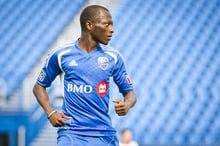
[69,60,78,66]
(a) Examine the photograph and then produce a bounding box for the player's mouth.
[107,35,112,40]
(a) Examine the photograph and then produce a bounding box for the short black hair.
[121,128,132,134]
[80,5,109,31]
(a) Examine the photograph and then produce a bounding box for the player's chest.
[62,54,114,79]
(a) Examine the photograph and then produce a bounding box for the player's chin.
[101,41,109,45]
[102,39,111,45]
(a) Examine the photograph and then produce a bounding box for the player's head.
[80,5,114,45]
[121,128,133,144]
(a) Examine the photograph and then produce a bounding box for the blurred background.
[0,0,220,146]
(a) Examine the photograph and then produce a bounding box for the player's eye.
[105,23,110,27]
[105,23,113,28]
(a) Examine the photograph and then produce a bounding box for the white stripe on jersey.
[104,51,117,64]
[102,45,128,70]
[59,72,65,97]
[58,49,71,72]
[45,43,75,67]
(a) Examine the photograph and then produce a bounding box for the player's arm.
[111,51,136,116]
[33,83,70,127]
[112,90,136,116]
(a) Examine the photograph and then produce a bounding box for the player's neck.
[78,35,98,53]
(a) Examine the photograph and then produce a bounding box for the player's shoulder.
[45,42,76,64]
[47,43,76,59]
[52,43,76,55]
[100,44,121,56]
[100,44,125,63]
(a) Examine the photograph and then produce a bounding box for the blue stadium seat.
[1,0,220,145]
[0,0,86,96]
[109,0,220,144]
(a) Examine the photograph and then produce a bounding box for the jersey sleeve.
[37,50,62,87]
[112,54,133,93]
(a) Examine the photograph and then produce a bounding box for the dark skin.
[33,84,69,127]
[33,7,136,127]
[79,8,114,52]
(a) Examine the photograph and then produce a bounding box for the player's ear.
[86,20,93,31]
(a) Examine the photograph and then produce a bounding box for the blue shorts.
[57,132,119,146]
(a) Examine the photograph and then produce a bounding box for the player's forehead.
[93,9,113,23]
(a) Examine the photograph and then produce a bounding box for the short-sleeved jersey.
[37,40,133,136]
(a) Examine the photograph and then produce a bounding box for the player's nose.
[109,25,114,33]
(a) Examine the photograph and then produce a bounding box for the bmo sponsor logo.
[67,84,92,93]
[96,81,108,96]
[67,81,108,96]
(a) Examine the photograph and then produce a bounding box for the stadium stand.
[109,0,220,145]
[0,0,86,97]
[0,0,86,145]
[0,0,220,146]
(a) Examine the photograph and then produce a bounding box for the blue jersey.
[37,40,133,136]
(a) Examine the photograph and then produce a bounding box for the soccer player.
[33,5,136,146]
[119,129,139,146]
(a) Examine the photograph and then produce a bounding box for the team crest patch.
[98,57,109,70]
[38,70,45,81]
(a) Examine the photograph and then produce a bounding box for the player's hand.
[48,112,70,127]
[112,99,129,116]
